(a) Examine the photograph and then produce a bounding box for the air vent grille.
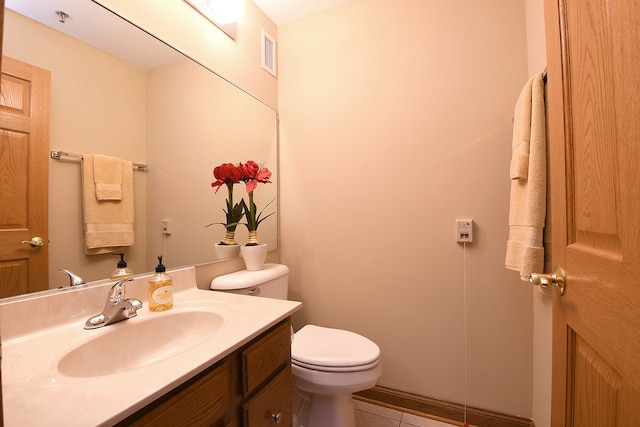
[261,29,276,77]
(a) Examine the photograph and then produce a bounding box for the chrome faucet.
[85,278,143,329]
[59,269,86,287]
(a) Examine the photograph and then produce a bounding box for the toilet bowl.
[210,264,382,427]
[291,324,381,427]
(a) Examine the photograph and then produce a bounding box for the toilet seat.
[291,325,380,372]
[292,358,380,372]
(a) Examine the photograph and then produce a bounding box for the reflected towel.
[82,154,134,255]
[93,154,123,200]
[505,72,547,281]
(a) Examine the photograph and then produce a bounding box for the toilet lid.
[291,325,380,370]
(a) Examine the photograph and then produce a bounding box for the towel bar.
[51,150,147,171]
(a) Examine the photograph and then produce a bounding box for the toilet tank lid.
[210,263,289,290]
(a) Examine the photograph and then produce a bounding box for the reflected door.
[0,56,50,297]
[545,0,640,425]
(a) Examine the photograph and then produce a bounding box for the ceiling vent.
[261,29,276,77]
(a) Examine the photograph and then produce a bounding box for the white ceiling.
[5,0,184,69]
[252,0,350,26]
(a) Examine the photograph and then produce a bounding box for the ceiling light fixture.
[186,0,245,25]
[207,0,246,24]
[185,0,245,39]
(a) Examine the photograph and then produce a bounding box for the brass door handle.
[20,237,45,248]
[529,266,565,295]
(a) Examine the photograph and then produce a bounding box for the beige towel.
[93,154,123,200]
[82,154,134,255]
[505,72,547,281]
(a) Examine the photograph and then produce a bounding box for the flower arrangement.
[208,163,244,245]
[238,160,275,245]
[209,160,275,247]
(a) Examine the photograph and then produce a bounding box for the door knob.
[529,266,565,295]
[20,237,45,248]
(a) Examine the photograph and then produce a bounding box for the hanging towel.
[93,154,123,200]
[82,154,135,255]
[505,72,547,281]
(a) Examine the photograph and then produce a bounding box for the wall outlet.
[456,219,473,243]
[162,219,173,235]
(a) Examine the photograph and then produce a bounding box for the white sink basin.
[57,309,224,378]
[1,267,303,427]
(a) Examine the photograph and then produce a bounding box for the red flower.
[239,160,272,193]
[211,163,242,193]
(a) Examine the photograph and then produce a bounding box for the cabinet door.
[243,365,293,427]
[242,320,291,396]
[117,360,230,426]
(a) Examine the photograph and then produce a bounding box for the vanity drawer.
[242,319,291,396]
[243,365,293,427]
[117,359,230,426]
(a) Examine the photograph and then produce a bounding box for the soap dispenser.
[110,252,133,280]
[148,255,173,312]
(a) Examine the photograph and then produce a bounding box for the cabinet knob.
[271,412,282,424]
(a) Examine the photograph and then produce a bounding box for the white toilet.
[210,263,382,427]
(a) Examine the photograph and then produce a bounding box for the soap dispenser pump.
[148,255,173,312]
[110,252,133,280]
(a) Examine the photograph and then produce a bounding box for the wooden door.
[544,0,640,425]
[0,56,50,298]
[1,4,5,426]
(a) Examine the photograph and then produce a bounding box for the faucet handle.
[59,269,86,287]
[108,277,135,304]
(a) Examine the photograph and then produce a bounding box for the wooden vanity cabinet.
[117,318,293,427]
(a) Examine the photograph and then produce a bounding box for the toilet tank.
[210,263,289,299]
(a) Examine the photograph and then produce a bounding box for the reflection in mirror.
[1,0,278,297]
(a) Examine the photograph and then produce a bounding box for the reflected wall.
[146,57,278,269]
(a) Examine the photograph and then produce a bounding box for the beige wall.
[145,57,278,269]
[278,0,533,418]
[524,0,552,426]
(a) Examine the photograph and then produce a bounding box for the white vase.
[241,244,268,270]
[214,243,241,259]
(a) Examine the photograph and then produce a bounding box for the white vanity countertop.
[0,266,302,427]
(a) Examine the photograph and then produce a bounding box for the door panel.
[564,0,622,258]
[568,333,621,426]
[545,0,640,425]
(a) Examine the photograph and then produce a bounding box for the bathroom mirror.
[2,0,278,295]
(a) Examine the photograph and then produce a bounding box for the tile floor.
[354,400,460,427]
